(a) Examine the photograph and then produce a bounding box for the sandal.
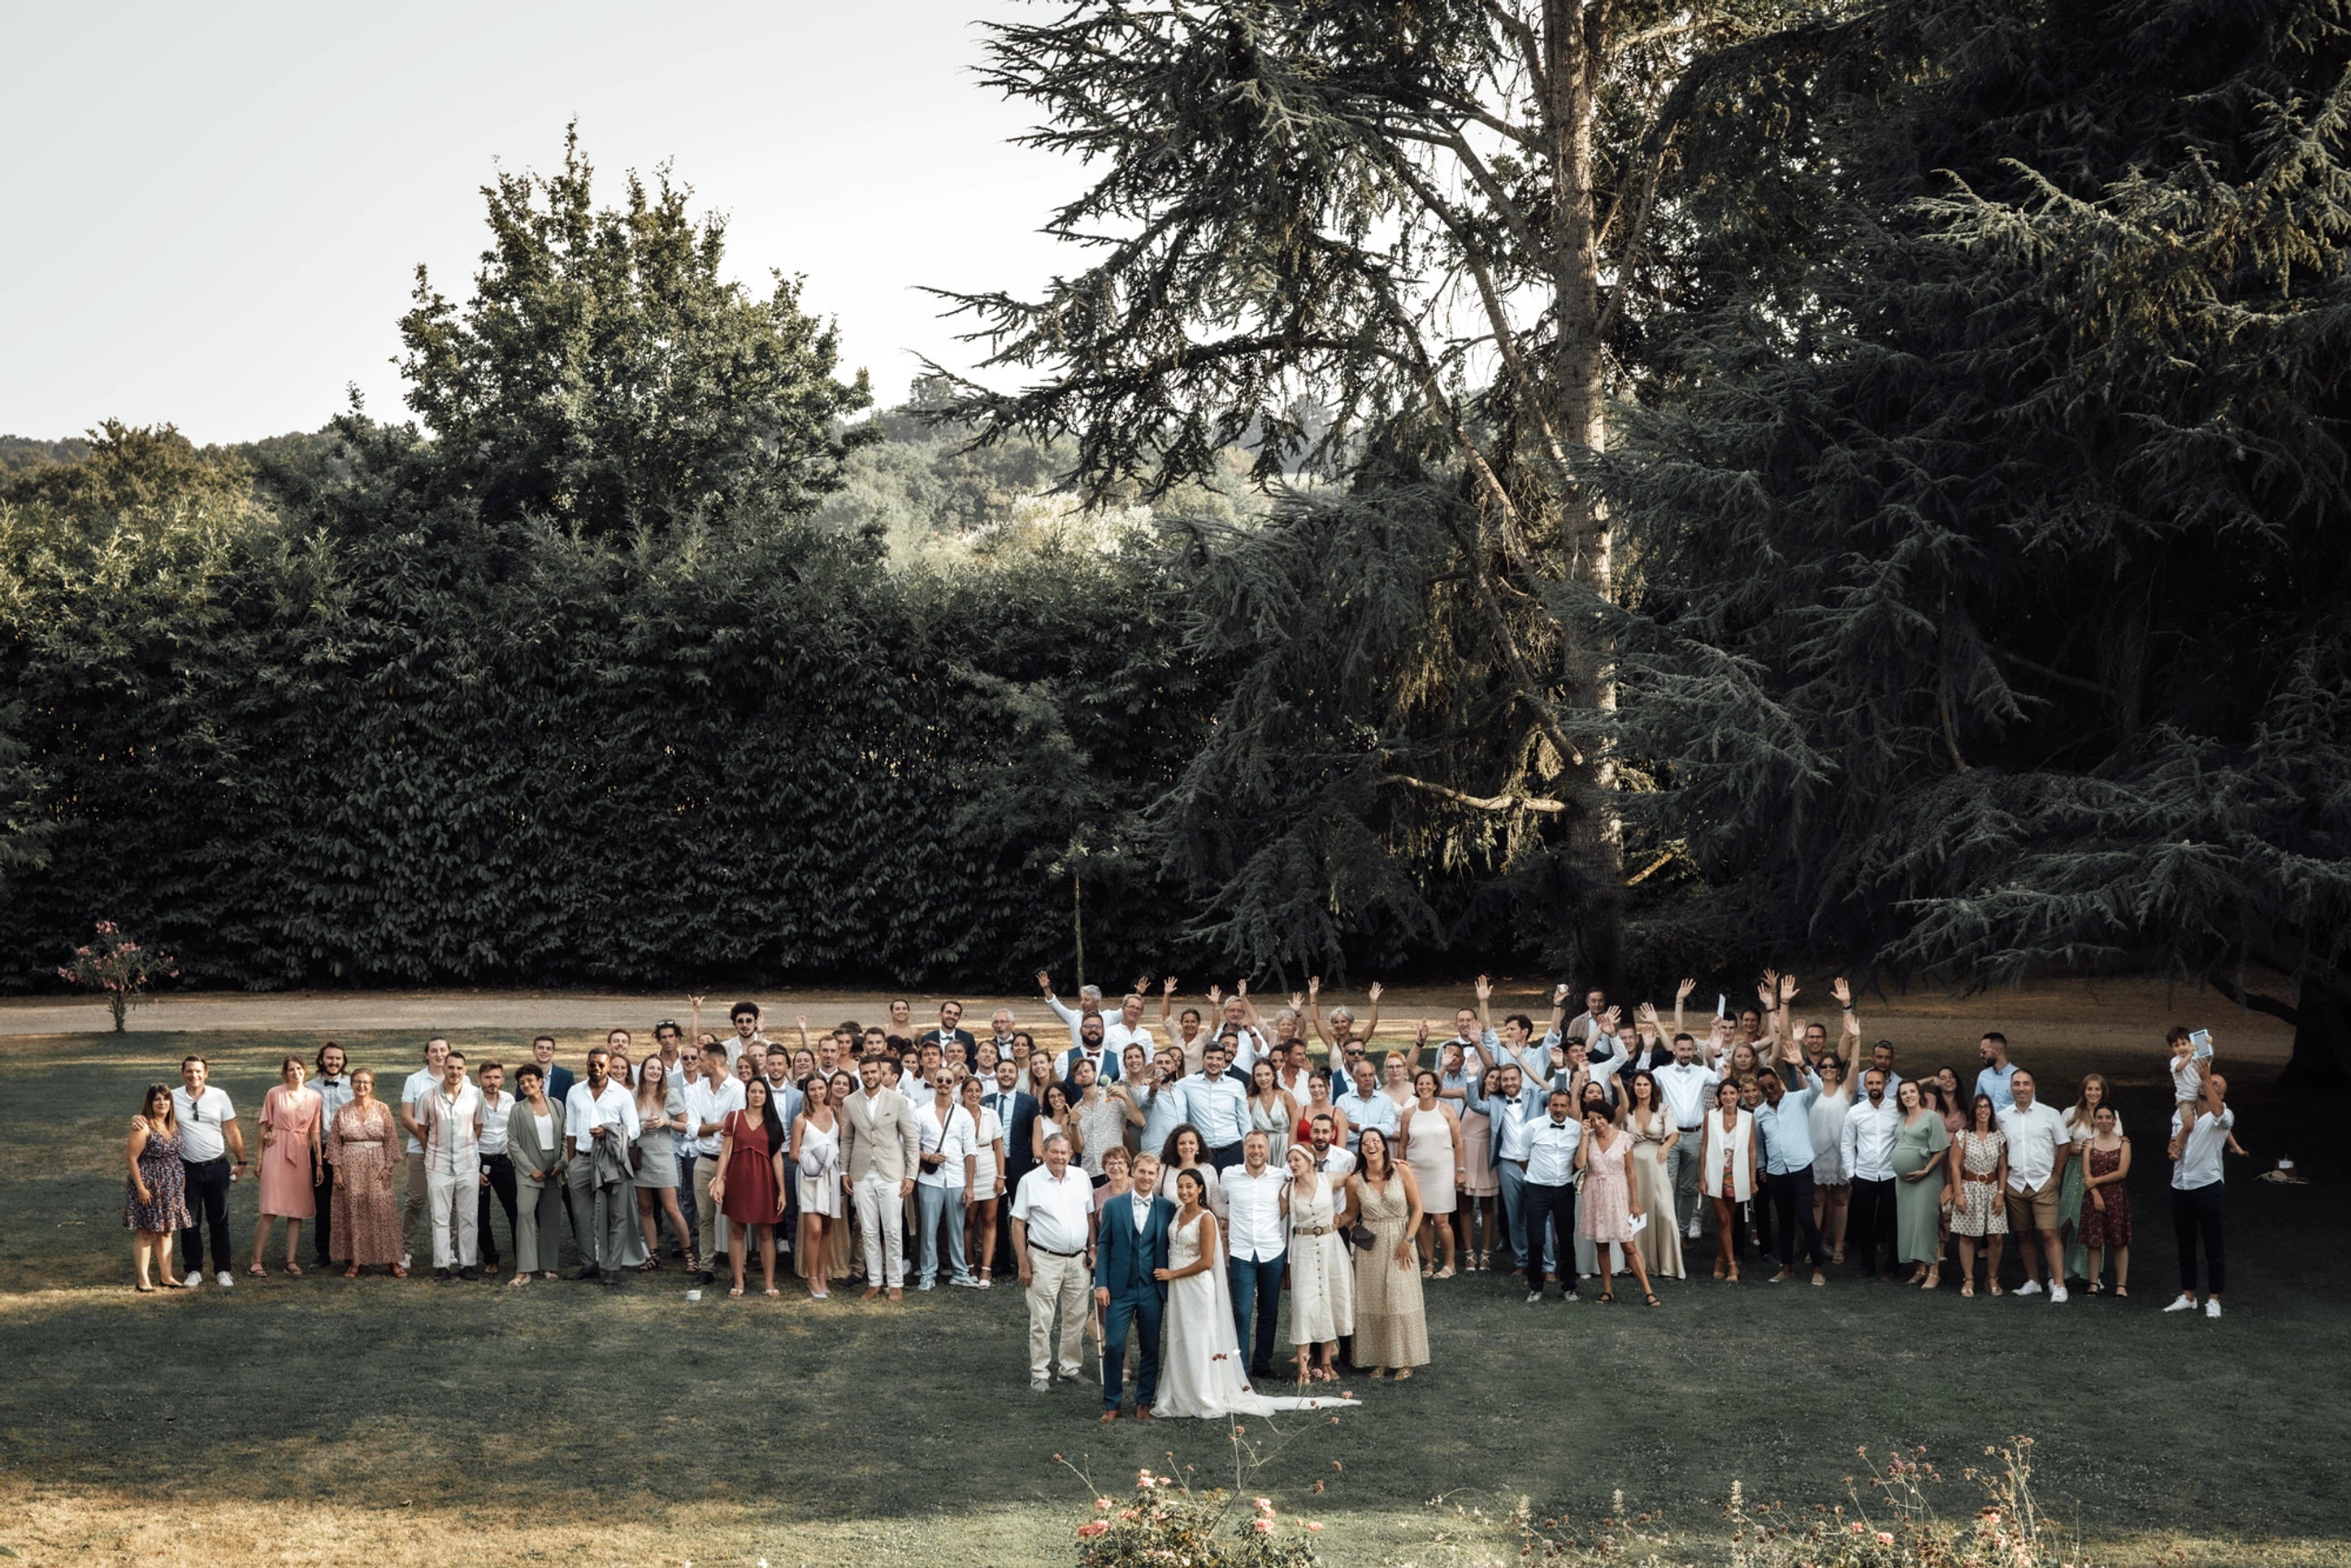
[507,1276,529,1289]
[638,1260,660,1272]
[2114,1285,2128,1297]
[1393,1367,1414,1380]
[729,1285,744,1297]
[390,1264,409,1278]
[135,1282,155,1293]
[344,1267,360,1280]
[1597,1292,1615,1305]
[1921,1272,1940,1292]
[285,1263,303,1277]
[763,1288,780,1297]
[2086,1281,2102,1295]
[247,1264,266,1277]
[1644,1292,1660,1307]
[1435,1265,1455,1280]
[1421,1263,1434,1278]
[1989,1282,2003,1297]
[1961,1282,1976,1297]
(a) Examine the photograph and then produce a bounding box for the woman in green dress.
[1891,1079,1954,1290]
[2057,1073,2116,1284]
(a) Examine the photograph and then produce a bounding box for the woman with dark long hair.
[125,1085,192,1291]
[708,1077,787,1297]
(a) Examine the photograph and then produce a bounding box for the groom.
[1093,1152,1173,1421]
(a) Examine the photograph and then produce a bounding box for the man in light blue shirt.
[1135,1046,1191,1158]
[1333,1059,1399,1153]
[1975,1033,2019,1112]
[1182,1043,1252,1168]
[1751,1057,1826,1284]
[1518,1089,1583,1302]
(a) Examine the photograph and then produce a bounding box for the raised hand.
[1308,977,1322,995]
[1289,991,1306,1012]
[1415,1018,1433,1042]
[1779,973,1798,1003]
[1756,972,1778,1007]
[1236,978,1249,998]
[1207,985,1225,1007]
[1035,969,1053,994]
[1132,975,1149,996]
[687,994,705,1012]
[1635,1002,1659,1026]
[1832,976,1852,1008]
[1553,982,1571,1006]
[1366,981,1383,1004]
[1474,974,1493,1003]
[1675,977,1696,1003]
[796,1011,809,1029]
[1162,975,1178,995]
[1604,1005,1622,1029]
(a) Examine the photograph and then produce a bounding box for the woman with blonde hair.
[2059,1072,2119,1283]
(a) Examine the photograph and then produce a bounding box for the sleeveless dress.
[1349,1175,1429,1369]
[327,1101,402,1265]
[1577,1128,1637,1243]
[1452,1069,1498,1197]
[1626,1113,1685,1278]
[719,1111,780,1227]
[1951,1129,2007,1237]
[1286,1172,1353,1344]
[258,1085,320,1218]
[125,1123,193,1232]
[1154,1211,1358,1418]
[1403,1105,1456,1215]
[796,1115,843,1218]
[2077,1142,2131,1247]
[1249,1097,1290,1167]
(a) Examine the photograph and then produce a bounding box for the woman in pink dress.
[1576,1104,1659,1306]
[249,1055,323,1276]
[328,1069,406,1276]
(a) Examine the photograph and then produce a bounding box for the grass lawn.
[0,981,2343,1566]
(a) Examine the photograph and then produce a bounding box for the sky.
[0,1,1087,444]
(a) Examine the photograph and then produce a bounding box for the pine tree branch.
[2208,972,2299,1028]
[1993,647,2113,700]
[1383,773,1567,813]
[1481,0,1548,101]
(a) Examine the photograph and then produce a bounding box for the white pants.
[1026,1247,1089,1381]
[427,1167,480,1268]
[856,1173,906,1288]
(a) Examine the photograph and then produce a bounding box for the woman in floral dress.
[327,1068,406,1276]
[125,1085,193,1291]
[1950,1093,2008,1297]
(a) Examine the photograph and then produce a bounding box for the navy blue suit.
[1093,1189,1173,1412]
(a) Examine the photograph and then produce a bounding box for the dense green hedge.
[0,487,1214,990]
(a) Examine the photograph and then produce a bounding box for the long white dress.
[1152,1211,1359,1420]
[1286,1172,1354,1345]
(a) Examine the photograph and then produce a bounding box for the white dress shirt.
[1997,1101,2071,1192]
[1651,1061,1719,1128]
[1842,1095,1902,1181]
[1316,1146,1358,1179]
[684,1076,744,1158]
[1523,1116,1583,1186]
[1011,1164,1096,1253]
[475,1089,515,1156]
[1221,1165,1287,1262]
[171,1085,236,1163]
[563,1080,640,1153]
[915,1101,976,1189]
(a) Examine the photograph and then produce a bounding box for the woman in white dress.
[1283,1144,1351,1382]
[960,1075,1006,1289]
[1402,1069,1464,1280]
[1153,1167,1357,1419]
[788,1084,842,1300]
[1700,1078,1757,1282]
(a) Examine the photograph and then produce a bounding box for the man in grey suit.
[841,1053,921,1302]
[563,1049,640,1285]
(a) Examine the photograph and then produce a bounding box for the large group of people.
[121,972,2245,1415]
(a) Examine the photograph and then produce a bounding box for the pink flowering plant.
[57,920,178,1032]
[1056,1427,1327,1568]
[1477,1439,2099,1568]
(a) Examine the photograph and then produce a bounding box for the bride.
[1152,1168,1358,1419]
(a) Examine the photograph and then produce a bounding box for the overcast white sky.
[1,2,1086,444]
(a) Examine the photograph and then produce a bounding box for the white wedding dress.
[1152,1210,1360,1419]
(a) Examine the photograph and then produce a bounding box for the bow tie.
[1550,1120,1568,1128]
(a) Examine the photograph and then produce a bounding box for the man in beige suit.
[842,1054,921,1301]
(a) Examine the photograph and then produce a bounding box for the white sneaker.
[1685,1219,1702,1241]
[2163,1293,2197,1313]
[1030,1377,1050,1393]
[2049,1285,2067,1305]
[216,1271,234,1289]
[2205,1298,2223,1319]
[179,1275,203,1289]
[2013,1279,2043,1297]
[401,1253,413,1271]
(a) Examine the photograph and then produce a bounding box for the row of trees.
[3,4,2345,1080]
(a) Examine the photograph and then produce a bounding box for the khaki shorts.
[2005,1180,2059,1234]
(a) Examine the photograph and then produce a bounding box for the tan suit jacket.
[841,1087,920,1185]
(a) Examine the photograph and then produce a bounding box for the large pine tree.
[1599,0,2351,1079]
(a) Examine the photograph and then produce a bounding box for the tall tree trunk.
[2281,968,2351,1091]
[1545,0,1626,994]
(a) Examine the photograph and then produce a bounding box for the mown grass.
[1,1009,2342,1566]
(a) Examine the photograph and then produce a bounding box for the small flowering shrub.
[1068,1466,1321,1568]
[57,921,178,1032]
[1476,1439,2103,1568]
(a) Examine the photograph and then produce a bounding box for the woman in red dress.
[708,1077,788,1297]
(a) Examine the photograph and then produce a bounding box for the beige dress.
[1286,1172,1353,1345]
[1403,1105,1456,1215]
[1627,1111,1685,1279]
[1349,1173,1429,1369]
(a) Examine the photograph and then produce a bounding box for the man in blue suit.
[1093,1152,1173,1421]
